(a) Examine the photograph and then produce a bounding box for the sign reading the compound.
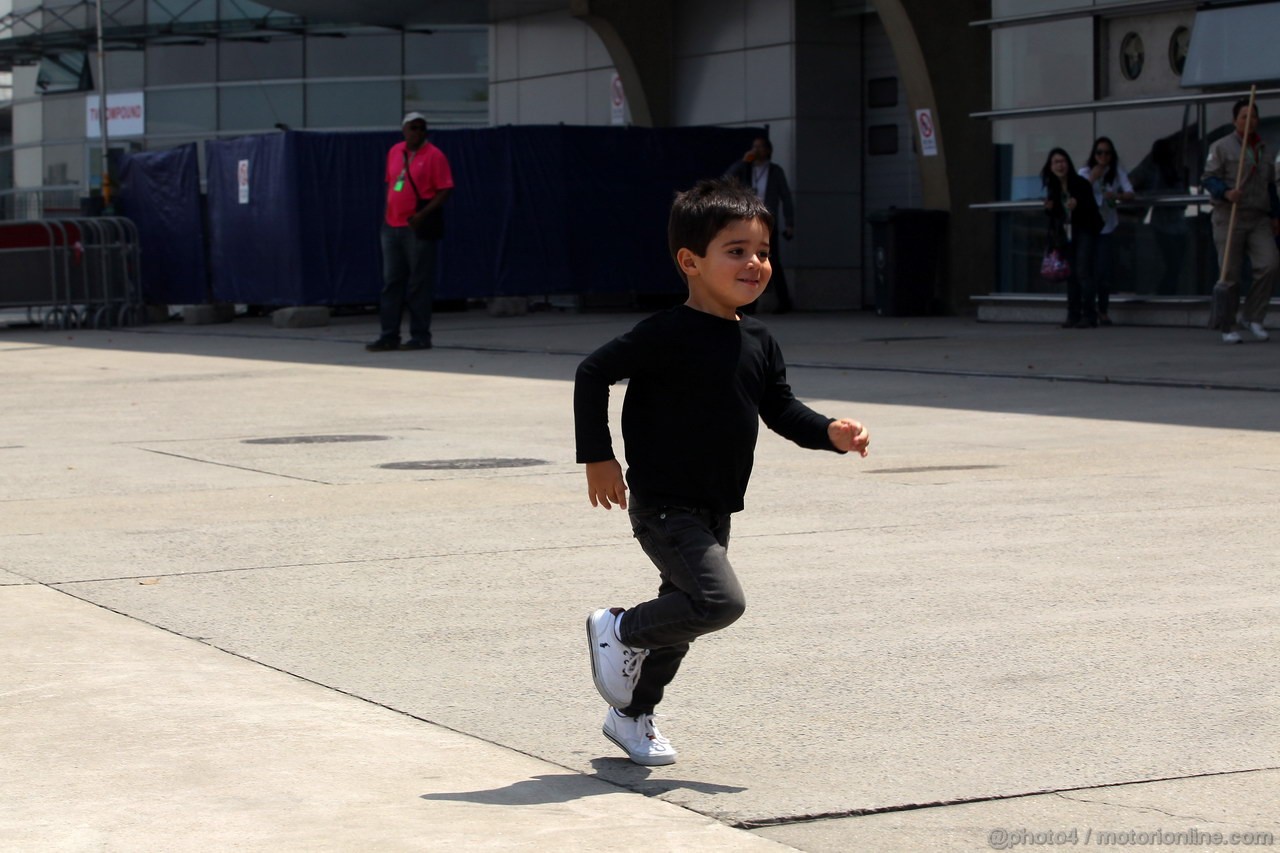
[86,92,145,138]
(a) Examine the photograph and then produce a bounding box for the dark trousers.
[1065,230,1099,323]
[1095,231,1114,315]
[378,224,438,344]
[618,505,746,717]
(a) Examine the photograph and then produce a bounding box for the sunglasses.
[1094,149,1114,156]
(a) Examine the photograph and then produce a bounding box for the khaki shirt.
[1204,132,1275,216]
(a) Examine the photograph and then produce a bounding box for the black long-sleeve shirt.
[574,305,837,513]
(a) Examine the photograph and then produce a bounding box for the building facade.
[2,0,1276,315]
[1,0,945,311]
[976,0,1280,318]
[0,1,488,217]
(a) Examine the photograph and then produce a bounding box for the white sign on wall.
[86,92,145,138]
[610,73,626,126]
[915,108,938,157]
[238,160,250,204]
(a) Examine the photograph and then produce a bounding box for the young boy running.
[574,178,870,766]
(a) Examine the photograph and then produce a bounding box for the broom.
[1209,84,1257,331]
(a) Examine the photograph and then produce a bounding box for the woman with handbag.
[1041,147,1104,328]
[1078,137,1135,325]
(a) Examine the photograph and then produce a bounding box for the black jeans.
[1065,230,1099,323]
[378,224,438,344]
[618,504,746,716]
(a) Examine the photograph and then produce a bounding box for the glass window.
[103,0,146,27]
[218,83,302,131]
[40,0,92,31]
[867,125,898,155]
[306,33,402,77]
[218,37,303,82]
[219,0,294,23]
[404,78,488,120]
[147,43,217,86]
[993,113,1092,200]
[42,93,86,141]
[147,0,217,25]
[991,0,1080,15]
[43,143,84,185]
[867,77,897,109]
[147,87,216,134]
[404,29,488,76]
[36,52,91,94]
[992,19,1092,110]
[89,50,146,91]
[305,81,401,129]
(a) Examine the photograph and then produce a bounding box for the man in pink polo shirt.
[367,112,454,352]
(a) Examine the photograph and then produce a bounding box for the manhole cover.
[243,435,391,445]
[867,465,1001,474]
[380,458,548,470]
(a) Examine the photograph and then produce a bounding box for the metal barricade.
[0,216,144,329]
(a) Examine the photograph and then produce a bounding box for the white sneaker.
[1247,322,1269,341]
[1222,331,1243,345]
[603,708,677,766]
[587,608,648,708]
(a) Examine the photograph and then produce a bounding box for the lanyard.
[394,148,417,192]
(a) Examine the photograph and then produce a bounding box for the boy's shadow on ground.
[420,758,746,807]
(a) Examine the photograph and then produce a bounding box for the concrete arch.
[870,0,993,309]
[569,0,673,128]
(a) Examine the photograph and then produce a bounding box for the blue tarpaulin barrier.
[125,125,761,306]
[115,143,208,305]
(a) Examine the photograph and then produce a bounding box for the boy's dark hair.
[1232,98,1257,121]
[668,178,773,280]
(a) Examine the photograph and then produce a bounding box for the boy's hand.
[585,459,628,510]
[828,418,870,457]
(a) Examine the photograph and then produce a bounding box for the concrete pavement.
[2,309,1277,851]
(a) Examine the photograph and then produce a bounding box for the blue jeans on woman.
[378,224,438,346]
[618,503,746,717]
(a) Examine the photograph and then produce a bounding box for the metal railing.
[0,216,144,328]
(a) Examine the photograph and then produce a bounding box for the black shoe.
[1061,318,1081,329]
[1075,318,1097,329]
[365,338,399,352]
[1098,313,1113,326]
[399,339,433,351]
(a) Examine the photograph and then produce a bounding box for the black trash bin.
[866,208,948,316]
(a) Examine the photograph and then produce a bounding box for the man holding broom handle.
[1203,93,1278,344]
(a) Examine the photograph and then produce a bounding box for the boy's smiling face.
[678,217,772,320]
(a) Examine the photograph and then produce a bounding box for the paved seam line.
[35,584,703,823]
[730,767,1280,829]
[138,447,334,484]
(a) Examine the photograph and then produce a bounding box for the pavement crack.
[1050,791,1215,824]
[44,541,633,585]
[138,448,334,484]
[729,768,1280,830]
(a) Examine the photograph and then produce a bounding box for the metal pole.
[95,0,111,211]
